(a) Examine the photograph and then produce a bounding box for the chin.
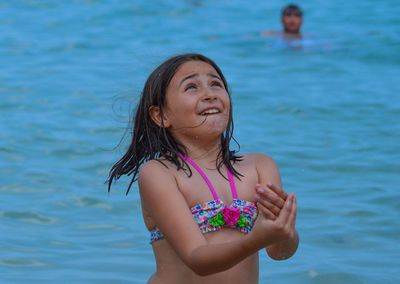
[205,118,228,132]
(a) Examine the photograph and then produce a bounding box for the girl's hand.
[251,192,297,247]
[255,183,288,220]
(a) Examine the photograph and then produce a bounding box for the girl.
[108,53,299,283]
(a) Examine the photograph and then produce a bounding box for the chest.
[176,162,259,209]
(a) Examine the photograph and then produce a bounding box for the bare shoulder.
[241,153,278,168]
[139,160,164,185]
[261,30,282,37]
[139,159,170,180]
[138,159,176,194]
[241,153,281,186]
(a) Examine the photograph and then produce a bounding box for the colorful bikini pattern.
[150,154,258,243]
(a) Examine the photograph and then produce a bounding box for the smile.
[200,108,220,115]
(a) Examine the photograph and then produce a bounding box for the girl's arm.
[252,153,299,260]
[138,160,296,276]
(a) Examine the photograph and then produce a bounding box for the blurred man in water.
[262,4,303,39]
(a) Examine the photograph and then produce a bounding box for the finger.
[256,194,281,216]
[276,192,294,223]
[287,193,297,228]
[256,185,285,208]
[266,182,288,200]
[257,202,277,220]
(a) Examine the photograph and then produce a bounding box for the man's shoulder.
[261,30,283,37]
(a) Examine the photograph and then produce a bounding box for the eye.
[211,80,223,88]
[184,83,197,91]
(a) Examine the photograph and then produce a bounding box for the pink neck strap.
[179,153,238,200]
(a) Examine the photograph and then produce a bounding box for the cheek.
[221,90,231,105]
[225,98,231,115]
[219,101,231,129]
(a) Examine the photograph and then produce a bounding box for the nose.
[202,87,217,102]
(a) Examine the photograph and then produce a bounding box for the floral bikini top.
[150,154,259,243]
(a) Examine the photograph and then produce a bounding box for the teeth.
[202,109,219,115]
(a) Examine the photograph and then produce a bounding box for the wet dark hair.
[107,53,241,194]
[281,4,302,17]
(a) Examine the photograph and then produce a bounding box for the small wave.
[67,195,112,209]
[0,245,38,253]
[0,184,59,194]
[49,241,69,246]
[308,270,318,278]
[109,242,134,247]
[0,258,48,267]
[1,211,57,225]
[78,224,126,231]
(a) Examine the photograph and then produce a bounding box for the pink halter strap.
[179,153,238,200]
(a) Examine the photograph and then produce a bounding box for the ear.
[149,106,171,128]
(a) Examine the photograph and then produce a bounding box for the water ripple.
[1,211,57,225]
[0,258,48,267]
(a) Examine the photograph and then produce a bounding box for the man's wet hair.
[281,4,302,17]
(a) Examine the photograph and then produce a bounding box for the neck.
[180,137,223,167]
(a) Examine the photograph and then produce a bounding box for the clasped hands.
[254,182,297,243]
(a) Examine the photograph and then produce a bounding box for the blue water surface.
[1,0,399,283]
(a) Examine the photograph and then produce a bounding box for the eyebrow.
[179,73,222,87]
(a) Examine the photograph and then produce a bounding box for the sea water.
[1,0,399,283]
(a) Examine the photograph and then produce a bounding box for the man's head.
[281,4,303,34]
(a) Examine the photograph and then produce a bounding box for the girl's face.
[162,60,230,143]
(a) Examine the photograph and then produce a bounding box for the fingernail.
[257,187,264,193]
[267,182,273,186]
[255,194,260,199]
